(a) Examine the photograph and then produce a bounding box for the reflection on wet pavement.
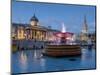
[12,48,96,74]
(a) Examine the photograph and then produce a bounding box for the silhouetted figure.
[41,45,43,49]
[60,37,66,45]
[88,44,92,50]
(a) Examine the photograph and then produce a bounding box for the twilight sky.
[12,1,96,33]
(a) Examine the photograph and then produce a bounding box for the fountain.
[43,23,81,57]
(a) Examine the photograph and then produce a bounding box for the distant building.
[88,32,96,44]
[12,14,60,41]
[80,16,89,43]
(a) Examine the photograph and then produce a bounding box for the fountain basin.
[43,45,81,57]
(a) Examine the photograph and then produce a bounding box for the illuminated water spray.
[62,22,66,33]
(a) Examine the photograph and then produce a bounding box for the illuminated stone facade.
[12,14,59,41]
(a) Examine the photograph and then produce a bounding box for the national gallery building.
[12,14,60,42]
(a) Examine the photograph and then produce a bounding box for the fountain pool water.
[43,23,81,57]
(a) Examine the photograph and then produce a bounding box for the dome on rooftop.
[30,14,39,22]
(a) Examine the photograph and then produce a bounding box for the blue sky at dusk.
[12,1,96,33]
